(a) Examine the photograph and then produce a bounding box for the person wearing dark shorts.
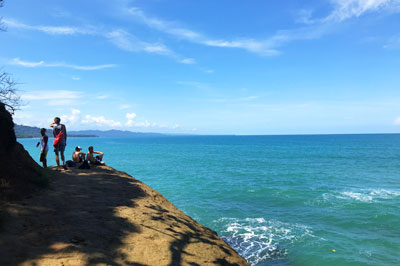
[36,128,49,168]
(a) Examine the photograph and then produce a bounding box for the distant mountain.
[68,130,165,138]
[14,125,98,138]
[15,124,166,138]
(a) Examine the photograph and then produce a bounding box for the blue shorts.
[54,143,66,153]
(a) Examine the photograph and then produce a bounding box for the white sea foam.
[216,217,314,265]
[323,189,400,203]
[341,192,373,202]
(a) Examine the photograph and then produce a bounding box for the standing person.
[50,117,67,169]
[86,146,105,165]
[36,128,48,168]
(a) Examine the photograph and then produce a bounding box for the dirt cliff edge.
[0,165,248,266]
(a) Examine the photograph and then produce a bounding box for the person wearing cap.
[72,146,86,163]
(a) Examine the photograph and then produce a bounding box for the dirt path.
[0,166,248,266]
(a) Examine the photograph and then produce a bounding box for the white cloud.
[65,64,116,70]
[133,120,151,127]
[180,58,196,64]
[203,39,280,56]
[82,114,122,127]
[126,7,279,56]
[72,76,81,80]
[4,18,193,64]
[105,29,192,63]
[119,104,132,109]
[325,0,398,22]
[125,2,400,56]
[123,112,179,129]
[126,112,137,120]
[71,109,81,115]
[11,58,45,67]
[10,58,116,71]
[126,119,135,127]
[125,119,151,128]
[384,34,400,49]
[394,117,400,125]
[3,18,96,35]
[176,81,210,89]
[96,95,109,100]
[60,109,82,125]
[21,90,83,101]
[296,9,316,24]
[126,112,137,126]
[106,29,171,55]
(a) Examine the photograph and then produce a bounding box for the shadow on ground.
[0,166,248,265]
[0,166,148,265]
[144,204,242,266]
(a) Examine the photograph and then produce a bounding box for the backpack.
[53,131,63,147]
[79,160,90,169]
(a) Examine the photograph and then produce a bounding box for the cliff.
[0,166,248,265]
[0,103,44,201]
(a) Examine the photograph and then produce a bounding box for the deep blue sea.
[18,134,400,266]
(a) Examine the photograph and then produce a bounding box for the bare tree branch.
[0,0,21,114]
[0,72,21,114]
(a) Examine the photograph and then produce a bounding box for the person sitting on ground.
[86,146,105,165]
[73,146,86,163]
[66,146,87,167]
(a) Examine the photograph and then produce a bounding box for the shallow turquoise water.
[19,135,400,266]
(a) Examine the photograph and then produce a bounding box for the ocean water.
[19,134,400,266]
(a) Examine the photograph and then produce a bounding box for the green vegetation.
[0,211,7,230]
[29,166,50,188]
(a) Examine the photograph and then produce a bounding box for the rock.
[0,103,42,201]
[0,166,249,265]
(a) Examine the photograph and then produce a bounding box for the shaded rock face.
[0,166,249,265]
[0,102,42,201]
[0,102,16,153]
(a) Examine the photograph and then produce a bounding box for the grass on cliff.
[0,211,7,230]
[29,166,50,188]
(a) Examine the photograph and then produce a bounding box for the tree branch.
[0,72,21,114]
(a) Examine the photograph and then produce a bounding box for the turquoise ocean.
[19,134,400,266]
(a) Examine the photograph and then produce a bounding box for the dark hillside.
[0,103,45,201]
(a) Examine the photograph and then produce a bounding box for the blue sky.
[1,0,400,134]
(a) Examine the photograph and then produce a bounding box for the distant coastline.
[14,124,167,138]
[14,125,99,138]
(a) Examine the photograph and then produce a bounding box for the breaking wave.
[323,189,400,203]
[215,217,315,265]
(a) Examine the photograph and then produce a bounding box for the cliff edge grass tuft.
[29,166,50,188]
[0,211,7,230]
